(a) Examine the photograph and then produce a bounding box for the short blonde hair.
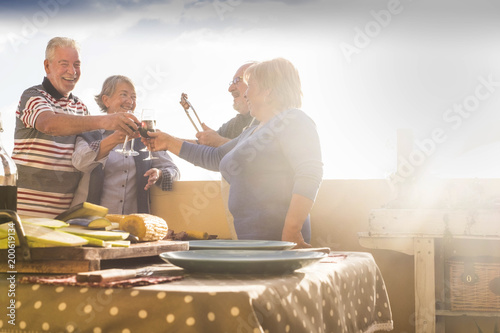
[45,37,80,62]
[95,75,135,113]
[244,58,302,110]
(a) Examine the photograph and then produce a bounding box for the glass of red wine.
[140,109,158,160]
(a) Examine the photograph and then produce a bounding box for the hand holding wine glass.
[127,111,140,156]
[115,110,139,156]
[140,109,158,160]
[140,130,183,156]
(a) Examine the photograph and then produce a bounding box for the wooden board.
[0,240,188,273]
[1,260,94,273]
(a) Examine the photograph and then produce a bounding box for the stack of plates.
[159,240,326,274]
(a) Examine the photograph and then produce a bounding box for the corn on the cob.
[119,214,168,241]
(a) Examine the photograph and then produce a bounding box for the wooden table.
[359,209,500,333]
[2,252,393,333]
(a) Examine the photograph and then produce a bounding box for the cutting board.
[0,240,188,273]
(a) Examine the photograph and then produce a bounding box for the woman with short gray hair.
[71,75,180,214]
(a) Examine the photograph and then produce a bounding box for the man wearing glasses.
[189,62,258,147]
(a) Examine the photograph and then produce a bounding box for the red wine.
[0,185,17,223]
[127,122,141,132]
[139,120,156,138]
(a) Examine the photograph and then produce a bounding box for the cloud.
[2,0,500,179]
[0,0,337,38]
[0,0,175,12]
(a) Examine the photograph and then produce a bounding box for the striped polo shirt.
[13,77,89,217]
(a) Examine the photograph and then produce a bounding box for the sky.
[1,0,500,182]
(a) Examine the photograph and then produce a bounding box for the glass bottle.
[0,112,17,223]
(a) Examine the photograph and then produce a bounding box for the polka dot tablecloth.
[0,252,393,333]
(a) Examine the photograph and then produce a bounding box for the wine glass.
[127,111,140,156]
[140,109,158,160]
[115,110,139,156]
[139,110,153,152]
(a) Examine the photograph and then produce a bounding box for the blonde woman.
[144,59,322,247]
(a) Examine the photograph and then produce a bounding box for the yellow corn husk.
[56,202,109,221]
[59,227,129,240]
[0,223,88,247]
[0,237,60,249]
[79,235,112,247]
[119,214,168,241]
[106,214,127,225]
[22,217,69,229]
[67,216,112,229]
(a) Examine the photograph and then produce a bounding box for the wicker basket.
[447,257,500,312]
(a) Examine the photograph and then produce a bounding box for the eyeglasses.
[228,76,243,86]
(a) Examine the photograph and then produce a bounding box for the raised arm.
[95,131,130,160]
[72,130,129,172]
[144,130,238,172]
[35,111,138,136]
[196,123,231,147]
[144,131,184,155]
